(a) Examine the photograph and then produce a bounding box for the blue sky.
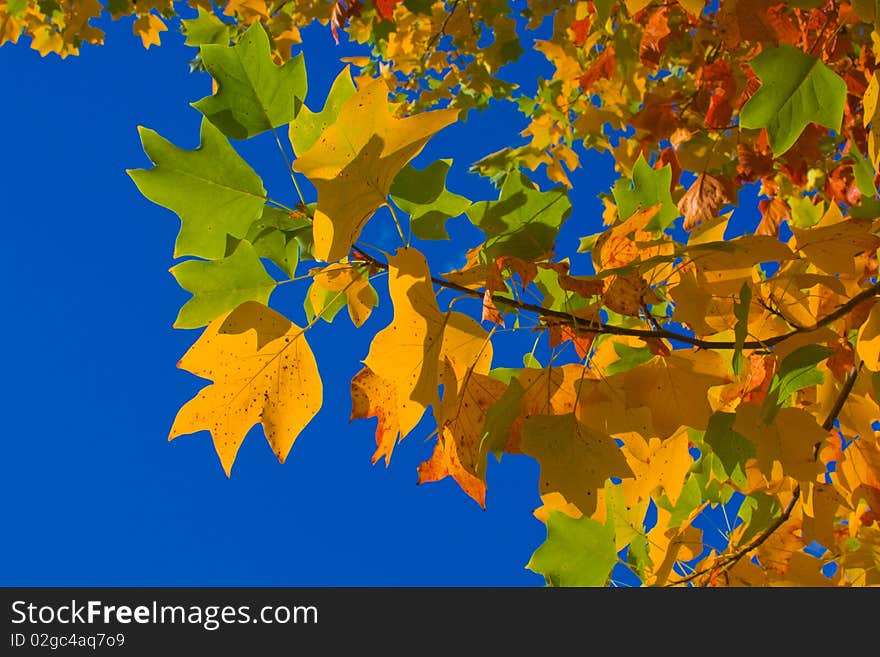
[0,13,634,586]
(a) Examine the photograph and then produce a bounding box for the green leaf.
[739,44,846,156]
[788,196,823,229]
[664,474,703,528]
[479,379,525,466]
[527,511,617,587]
[182,9,232,47]
[170,241,276,329]
[466,171,571,261]
[593,0,612,24]
[704,412,754,487]
[487,367,521,385]
[604,341,654,376]
[732,282,752,376]
[738,493,781,543]
[6,0,27,17]
[193,23,308,140]
[304,283,347,324]
[241,206,312,277]
[850,141,878,198]
[128,118,266,260]
[404,0,435,14]
[762,344,834,422]
[289,66,356,157]
[533,266,592,314]
[611,154,678,230]
[390,160,471,240]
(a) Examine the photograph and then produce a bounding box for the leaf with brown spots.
[620,429,693,505]
[350,366,400,466]
[169,301,322,476]
[363,247,445,438]
[418,373,506,506]
[522,413,633,516]
[733,404,826,484]
[791,219,880,276]
[612,350,730,438]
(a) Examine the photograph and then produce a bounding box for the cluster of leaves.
[6,1,880,587]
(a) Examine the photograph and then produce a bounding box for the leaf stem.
[271,127,307,207]
[386,201,407,246]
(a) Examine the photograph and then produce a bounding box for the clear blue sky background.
[0,12,629,586]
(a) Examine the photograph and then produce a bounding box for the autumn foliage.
[5,0,880,587]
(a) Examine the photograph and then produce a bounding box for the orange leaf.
[678,174,737,231]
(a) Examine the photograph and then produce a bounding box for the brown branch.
[351,246,880,351]
[822,364,862,433]
[423,0,461,55]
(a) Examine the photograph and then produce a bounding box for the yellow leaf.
[645,508,703,585]
[309,262,377,327]
[169,301,322,476]
[768,551,835,586]
[835,438,880,506]
[507,364,584,452]
[292,79,457,261]
[802,482,846,549]
[533,492,583,523]
[596,481,650,551]
[668,269,734,335]
[419,308,498,504]
[418,372,506,507]
[677,0,706,17]
[755,517,804,575]
[521,413,633,516]
[439,311,494,384]
[30,26,64,57]
[624,0,653,14]
[614,350,730,438]
[133,14,167,49]
[363,247,444,437]
[863,71,879,130]
[791,219,880,277]
[223,0,271,23]
[350,366,400,466]
[594,205,660,271]
[620,429,692,505]
[733,404,825,483]
[857,301,880,372]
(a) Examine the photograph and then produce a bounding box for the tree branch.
[423,0,461,55]
[351,246,880,351]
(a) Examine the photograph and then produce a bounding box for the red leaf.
[578,46,615,90]
[571,16,590,47]
[374,0,401,21]
[639,7,672,68]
